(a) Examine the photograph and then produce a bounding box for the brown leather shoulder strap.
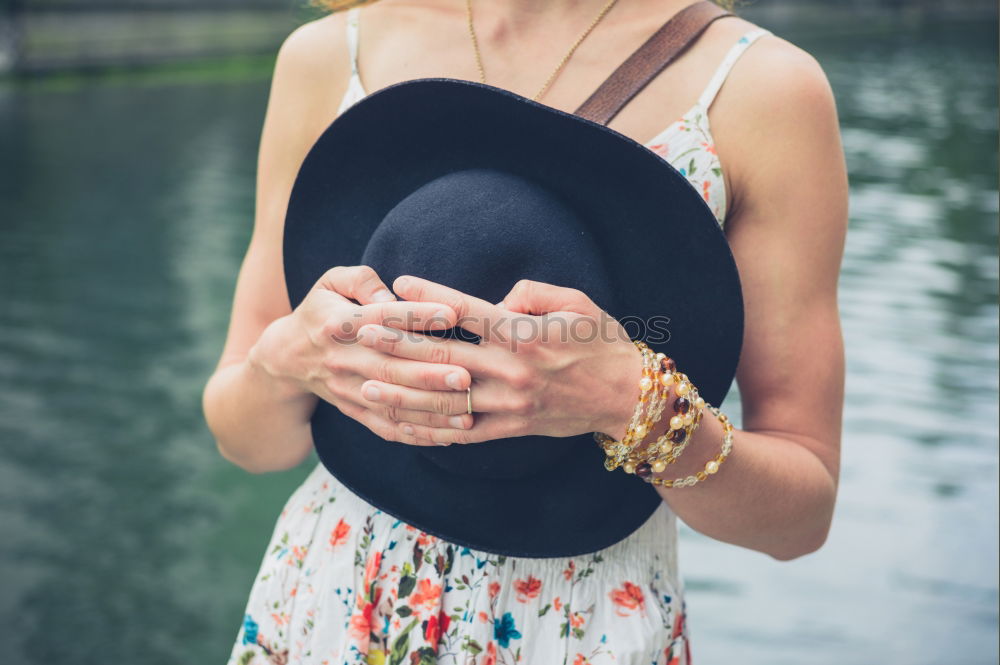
[574,1,733,126]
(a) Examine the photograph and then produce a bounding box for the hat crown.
[361,168,615,478]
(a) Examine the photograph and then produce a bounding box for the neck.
[470,0,695,35]
[474,0,619,31]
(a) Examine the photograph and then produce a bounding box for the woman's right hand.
[247,266,473,444]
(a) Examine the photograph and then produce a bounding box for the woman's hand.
[247,266,476,444]
[354,275,643,445]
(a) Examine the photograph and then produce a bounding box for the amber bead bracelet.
[595,341,734,487]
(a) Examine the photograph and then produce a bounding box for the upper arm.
[216,14,350,370]
[717,37,849,480]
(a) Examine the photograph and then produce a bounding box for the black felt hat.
[283,78,743,558]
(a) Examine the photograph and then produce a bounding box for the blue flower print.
[241,614,258,645]
[494,611,522,648]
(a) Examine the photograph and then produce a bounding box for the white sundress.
[228,10,771,665]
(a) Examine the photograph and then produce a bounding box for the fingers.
[333,301,458,339]
[317,265,396,305]
[360,354,471,392]
[360,380,476,417]
[355,324,496,375]
[338,393,474,446]
[393,275,508,340]
[377,406,473,430]
[501,279,597,316]
[395,413,524,446]
[336,399,438,447]
[339,385,523,448]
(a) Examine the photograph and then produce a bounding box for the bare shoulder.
[269,11,352,117]
[731,28,836,118]
[276,10,346,69]
[707,20,844,217]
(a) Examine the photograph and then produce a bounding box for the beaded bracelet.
[619,383,705,475]
[642,405,734,488]
[597,341,697,471]
[632,372,707,472]
[597,341,664,470]
[596,341,733,488]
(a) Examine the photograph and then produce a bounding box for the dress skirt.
[226,462,691,665]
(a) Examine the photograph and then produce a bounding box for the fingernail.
[396,276,410,289]
[448,416,466,429]
[372,289,395,303]
[402,424,415,436]
[363,385,381,401]
[445,372,463,390]
[435,441,450,446]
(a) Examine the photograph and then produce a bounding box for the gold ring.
[466,386,473,415]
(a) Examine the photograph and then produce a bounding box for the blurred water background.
[0,4,997,664]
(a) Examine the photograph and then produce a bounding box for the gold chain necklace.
[465,0,621,102]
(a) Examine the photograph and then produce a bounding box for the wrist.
[247,315,312,402]
[596,341,645,440]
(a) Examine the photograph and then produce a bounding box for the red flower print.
[329,518,350,547]
[424,612,447,645]
[573,655,593,665]
[481,641,497,665]
[488,581,501,599]
[672,610,686,639]
[424,622,440,647]
[348,602,374,646]
[609,581,645,616]
[702,180,711,202]
[664,629,687,665]
[649,143,669,158]
[478,611,489,623]
[409,578,442,610]
[701,140,717,155]
[514,575,542,603]
[563,560,575,581]
[569,612,585,628]
[417,531,437,547]
[553,596,562,612]
[363,551,382,589]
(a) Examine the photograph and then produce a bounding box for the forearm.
[647,409,838,560]
[202,352,318,474]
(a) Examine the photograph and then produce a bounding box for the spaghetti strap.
[345,6,361,77]
[697,28,771,110]
[336,6,367,115]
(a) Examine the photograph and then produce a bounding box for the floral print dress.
[226,13,770,665]
[229,464,687,665]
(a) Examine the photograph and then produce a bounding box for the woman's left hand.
[355,275,642,446]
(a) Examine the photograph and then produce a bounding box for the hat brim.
[284,78,743,557]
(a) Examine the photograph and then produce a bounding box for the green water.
[0,20,997,665]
